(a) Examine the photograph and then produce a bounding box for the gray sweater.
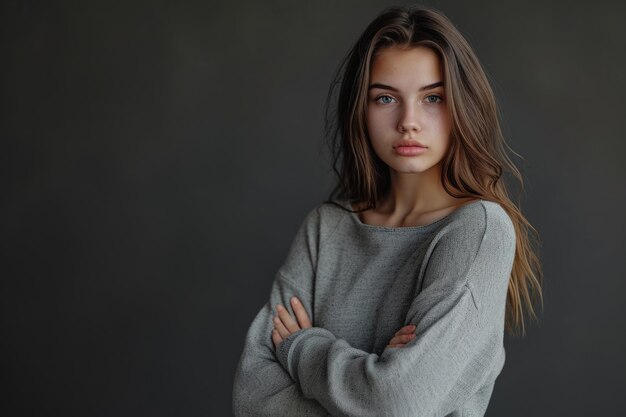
[232,198,516,417]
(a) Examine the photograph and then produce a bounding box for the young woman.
[233,5,543,417]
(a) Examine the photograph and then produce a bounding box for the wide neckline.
[343,198,486,232]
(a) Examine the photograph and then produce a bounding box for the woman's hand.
[271,296,312,350]
[270,297,415,351]
[386,324,417,349]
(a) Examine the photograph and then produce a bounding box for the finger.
[275,304,300,333]
[290,297,312,329]
[387,339,413,348]
[273,315,291,339]
[271,329,283,349]
[395,324,416,336]
[389,333,415,346]
[401,333,416,343]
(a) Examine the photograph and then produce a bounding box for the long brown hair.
[323,5,543,337]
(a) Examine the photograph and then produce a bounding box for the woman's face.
[366,45,452,176]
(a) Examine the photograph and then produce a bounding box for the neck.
[380,163,457,215]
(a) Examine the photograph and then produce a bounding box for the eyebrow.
[368,81,444,92]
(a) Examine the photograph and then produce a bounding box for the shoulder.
[292,199,349,245]
[447,199,516,262]
[421,200,516,288]
[457,201,516,309]
[441,199,515,244]
[472,199,517,260]
[299,198,350,230]
[478,200,516,242]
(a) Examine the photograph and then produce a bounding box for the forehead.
[369,46,443,83]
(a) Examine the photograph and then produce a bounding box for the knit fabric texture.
[232,198,516,417]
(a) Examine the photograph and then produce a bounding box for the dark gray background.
[2,0,625,415]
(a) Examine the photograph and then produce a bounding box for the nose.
[397,102,422,133]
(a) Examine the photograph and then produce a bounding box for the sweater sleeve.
[274,205,516,417]
[232,206,331,417]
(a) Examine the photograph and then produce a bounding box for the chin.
[388,160,434,172]
[394,162,424,169]
[390,167,431,175]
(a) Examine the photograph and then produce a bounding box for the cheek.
[438,106,453,132]
[428,109,453,145]
[437,128,452,158]
[425,106,448,125]
[365,112,387,157]
[366,108,391,137]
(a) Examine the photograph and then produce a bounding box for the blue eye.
[425,95,443,103]
[375,95,396,104]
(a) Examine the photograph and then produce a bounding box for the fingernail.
[291,297,298,304]
[276,304,283,311]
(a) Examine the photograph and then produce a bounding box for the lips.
[393,139,427,148]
